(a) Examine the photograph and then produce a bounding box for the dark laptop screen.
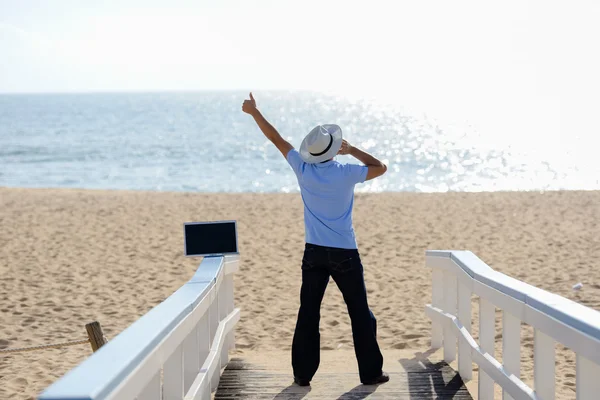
[184,221,238,256]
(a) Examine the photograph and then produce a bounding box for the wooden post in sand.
[86,321,107,352]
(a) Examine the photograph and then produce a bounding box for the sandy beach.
[1,187,599,399]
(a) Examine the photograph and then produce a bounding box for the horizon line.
[0,88,339,96]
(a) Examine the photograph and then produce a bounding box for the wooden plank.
[215,355,473,399]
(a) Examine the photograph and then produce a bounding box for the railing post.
[138,370,161,400]
[576,354,600,400]
[219,276,227,320]
[443,270,457,362]
[209,285,219,347]
[502,311,521,400]
[207,281,220,394]
[198,312,210,366]
[85,321,107,352]
[457,281,472,380]
[534,329,555,400]
[225,274,236,351]
[218,279,228,369]
[478,297,495,400]
[183,326,200,393]
[163,344,183,400]
[431,268,444,349]
[211,354,220,393]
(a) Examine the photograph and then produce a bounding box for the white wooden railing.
[39,255,240,400]
[426,250,600,400]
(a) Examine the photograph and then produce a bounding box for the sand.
[1,188,599,399]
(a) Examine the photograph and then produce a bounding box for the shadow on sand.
[272,383,311,400]
[398,348,470,399]
[335,382,380,399]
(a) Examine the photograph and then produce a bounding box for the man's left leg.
[329,250,385,384]
[369,309,377,338]
[291,255,330,382]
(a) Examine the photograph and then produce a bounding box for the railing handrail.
[427,250,600,343]
[39,255,237,400]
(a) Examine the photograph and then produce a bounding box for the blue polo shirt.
[286,149,368,249]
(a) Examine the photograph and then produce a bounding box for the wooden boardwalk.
[214,350,473,399]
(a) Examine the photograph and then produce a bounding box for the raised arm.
[338,139,387,181]
[242,92,293,158]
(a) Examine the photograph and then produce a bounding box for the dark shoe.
[362,371,390,385]
[294,377,311,386]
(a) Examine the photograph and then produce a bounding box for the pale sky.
[2,0,600,145]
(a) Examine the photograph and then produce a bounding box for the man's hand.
[344,141,387,181]
[242,92,258,115]
[338,139,353,155]
[243,92,294,158]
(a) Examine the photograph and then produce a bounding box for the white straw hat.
[299,124,343,163]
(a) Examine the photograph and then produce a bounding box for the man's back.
[287,149,367,250]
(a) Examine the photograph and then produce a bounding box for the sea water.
[1,91,598,193]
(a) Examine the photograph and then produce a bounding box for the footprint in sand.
[402,333,423,340]
[10,377,28,389]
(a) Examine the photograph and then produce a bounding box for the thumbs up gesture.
[242,92,258,115]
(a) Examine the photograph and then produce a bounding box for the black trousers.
[291,243,384,383]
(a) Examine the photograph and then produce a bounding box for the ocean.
[1,91,598,193]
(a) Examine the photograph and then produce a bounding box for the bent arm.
[251,110,293,158]
[350,146,387,180]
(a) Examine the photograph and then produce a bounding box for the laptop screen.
[184,221,238,256]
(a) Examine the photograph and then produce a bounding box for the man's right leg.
[291,246,330,382]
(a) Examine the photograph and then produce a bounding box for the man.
[242,92,389,387]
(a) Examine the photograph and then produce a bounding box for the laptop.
[183,220,238,257]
